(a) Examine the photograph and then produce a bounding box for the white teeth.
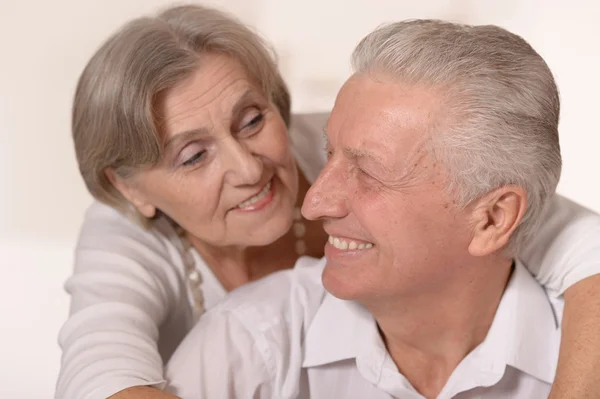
[328,236,374,251]
[237,181,271,209]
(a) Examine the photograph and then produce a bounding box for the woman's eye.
[181,150,206,167]
[246,113,264,127]
[238,110,264,133]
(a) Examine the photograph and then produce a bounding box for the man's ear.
[468,186,527,257]
[104,168,157,218]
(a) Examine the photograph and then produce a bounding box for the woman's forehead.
[155,55,267,139]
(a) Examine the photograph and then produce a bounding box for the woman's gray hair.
[73,4,290,225]
[352,20,561,253]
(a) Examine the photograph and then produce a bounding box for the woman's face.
[115,53,298,248]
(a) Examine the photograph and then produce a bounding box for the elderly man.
[165,20,591,398]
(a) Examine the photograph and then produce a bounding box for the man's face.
[302,73,475,303]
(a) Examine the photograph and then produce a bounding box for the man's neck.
[366,256,514,399]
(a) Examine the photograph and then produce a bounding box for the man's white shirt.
[165,256,563,399]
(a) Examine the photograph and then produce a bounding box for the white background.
[1,0,598,397]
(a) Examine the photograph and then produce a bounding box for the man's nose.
[301,159,348,221]
[222,138,263,186]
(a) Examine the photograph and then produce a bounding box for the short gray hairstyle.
[73,4,290,225]
[352,20,561,253]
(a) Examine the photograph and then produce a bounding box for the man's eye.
[359,168,372,178]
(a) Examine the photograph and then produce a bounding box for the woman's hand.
[109,386,181,399]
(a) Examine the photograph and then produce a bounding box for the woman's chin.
[248,216,294,247]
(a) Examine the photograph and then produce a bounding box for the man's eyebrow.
[343,146,392,173]
[321,128,390,172]
[322,128,329,148]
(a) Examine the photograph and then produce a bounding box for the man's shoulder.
[212,256,327,332]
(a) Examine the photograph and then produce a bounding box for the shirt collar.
[302,260,561,385]
[303,292,384,370]
[485,259,561,383]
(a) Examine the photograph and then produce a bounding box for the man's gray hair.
[352,20,561,253]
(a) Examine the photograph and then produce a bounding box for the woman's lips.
[235,179,275,212]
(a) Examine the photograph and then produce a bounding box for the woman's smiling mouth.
[236,179,275,211]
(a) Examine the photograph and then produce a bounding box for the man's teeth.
[328,235,373,251]
[238,181,271,208]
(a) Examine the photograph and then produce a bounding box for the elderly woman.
[56,4,600,399]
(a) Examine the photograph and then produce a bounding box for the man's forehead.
[322,75,443,179]
[327,94,437,155]
[327,74,443,138]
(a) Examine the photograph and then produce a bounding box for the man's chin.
[321,265,364,301]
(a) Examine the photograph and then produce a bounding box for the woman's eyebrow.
[164,88,264,150]
[164,127,210,151]
[230,88,264,117]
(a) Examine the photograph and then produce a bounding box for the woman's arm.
[550,274,600,399]
[520,195,600,398]
[109,386,180,399]
[56,202,180,399]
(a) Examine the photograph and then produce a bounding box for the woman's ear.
[104,168,157,218]
[468,186,527,257]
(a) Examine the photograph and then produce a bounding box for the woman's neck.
[189,171,327,292]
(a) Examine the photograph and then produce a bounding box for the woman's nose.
[222,139,263,186]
